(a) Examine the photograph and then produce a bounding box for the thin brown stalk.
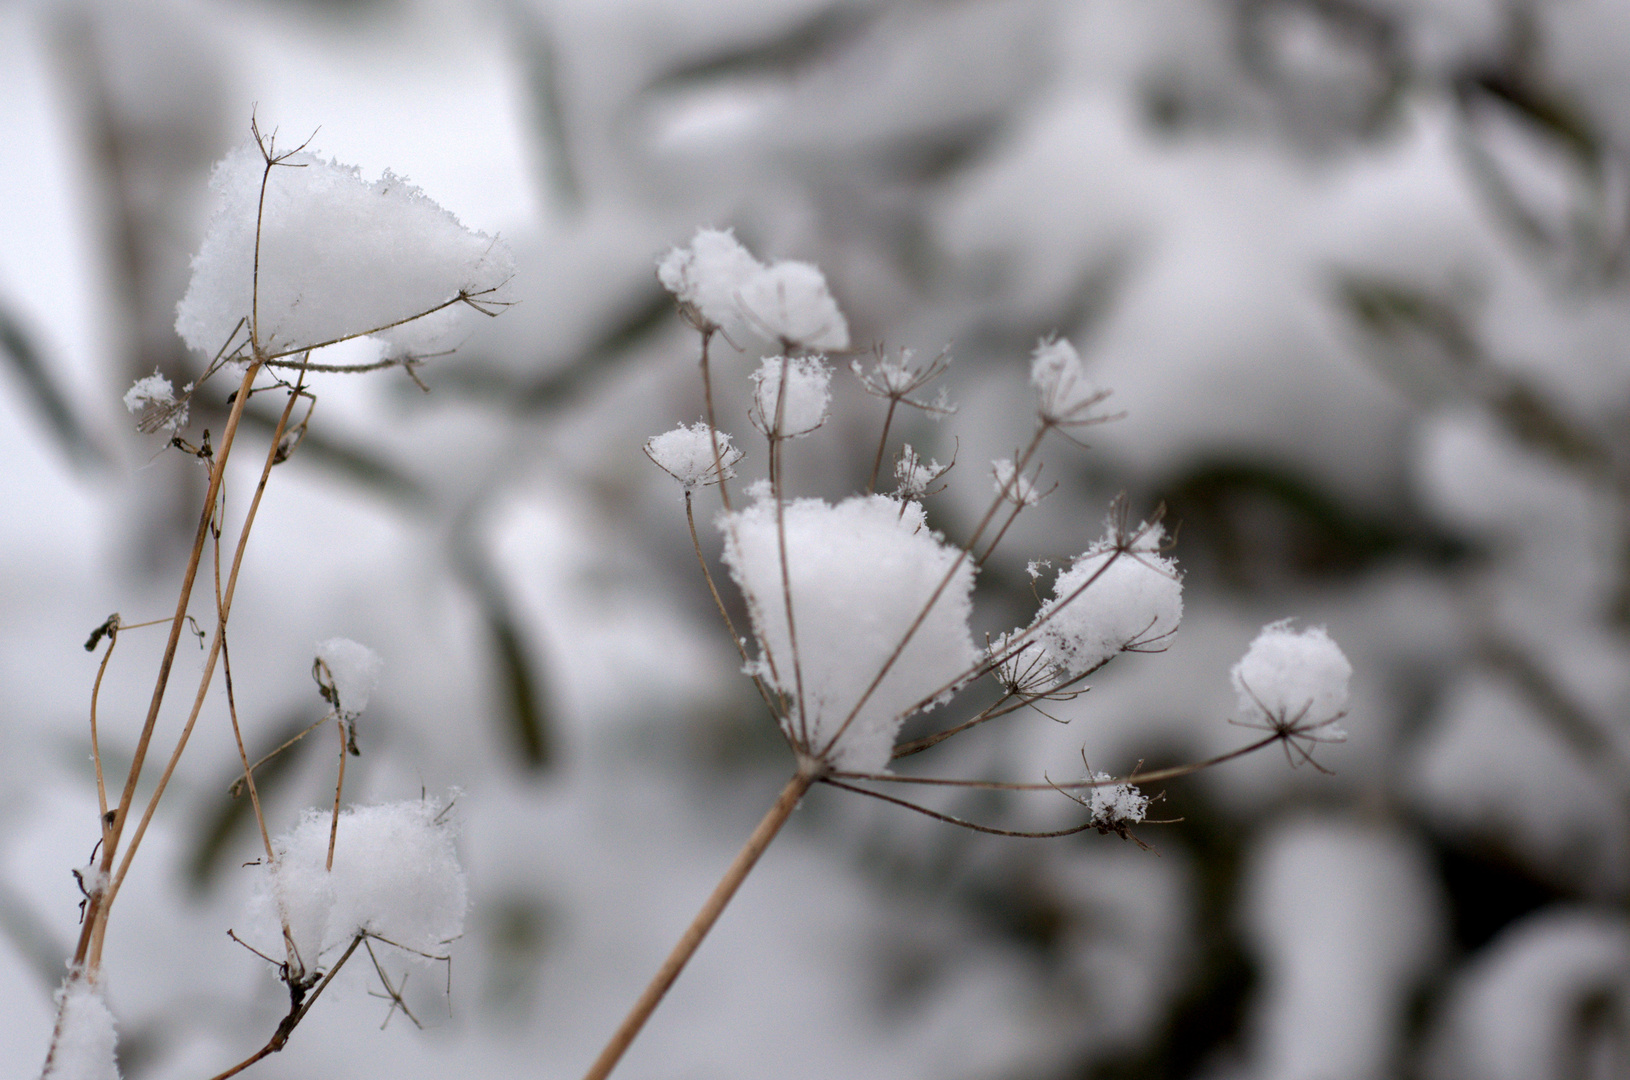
[88,372,304,970]
[581,768,817,1080]
[207,932,366,1080]
[866,397,900,495]
[820,776,1109,837]
[87,621,119,831]
[215,529,274,863]
[327,719,347,872]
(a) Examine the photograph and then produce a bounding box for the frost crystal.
[122,371,188,433]
[1231,621,1351,736]
[1087,772,1149,828]
[737,260,849,351]
[656,227,762,332]
[1033,524,1182,678]
[253,799,466,976]
[644,423,744,489]
[315,638,383,719]
[43,977,120,1080]
[719,493,980,772]
[992,458,1047,507]
[175,143,513,360]
[1030,337,1107,425]
[749,355,833,438]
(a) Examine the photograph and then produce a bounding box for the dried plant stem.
[207,932,367,1080]
[87,624,119,831]
[70,359,263,973]
[327,721,347,871]
[215,527,274,862]
[866,396,900,494]
[87,371,303,971]
[582,768,817,1080]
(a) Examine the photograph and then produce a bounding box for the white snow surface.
[719,492,979,772]
[252,798,466,977]
[41,978,119,1080]
[1231,621,1352,732]
[175,142,513,360]
[749,355,833,438]
[315,637,383,718]
[1033,525,1182,678]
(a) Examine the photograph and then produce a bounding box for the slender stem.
[327,719,347,871]
[581,768,817,1080]
[866,397,899,495]
[206,933,366,1080]
[87,626,119,832]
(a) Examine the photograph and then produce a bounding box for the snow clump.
[644,423,744,489]
[1087,772,1149,829]
[719,492,980,772]
[1231,621,1351,734]
[749,355,833,438]
[315,637,383,719]
[122,370,189,433]
[42,977,120,1080]
[657,227,849,350]
[175,143,513,360]
[253,798,466,977]
[1032,522,1183,679]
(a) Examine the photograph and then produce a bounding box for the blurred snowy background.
[2,0,1629,1078]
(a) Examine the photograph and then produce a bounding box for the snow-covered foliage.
[719,492,979,772]
[1086,773,1148,830]
[175,143,512,360]
[253,799,466,972]
[120,370,187,433]
[41,978,119,1080]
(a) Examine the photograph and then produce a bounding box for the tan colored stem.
[581,768,816,1080]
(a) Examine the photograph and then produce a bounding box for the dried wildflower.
[894,444,951,501]
[749,355,833,438]
[645,423,745,489]
[992,458,1051,508]
[851,346,955,417]
[1030,337,1115,432]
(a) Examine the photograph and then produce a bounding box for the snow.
[252,798,466,978]
[1086,772,1148,828]
[1033,523,1183,678]
[120,371,187,433]
[749,355,833,439]
[644,422,744,489]
[718,492,980,772]
[314,637,383,719]
[1231,621,1352,733]
[1029,337,1106,426]
[175,142,513,361]
[656,228,849,350]
[41,977,119,1080]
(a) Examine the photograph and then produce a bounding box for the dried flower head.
[645,423,745,489]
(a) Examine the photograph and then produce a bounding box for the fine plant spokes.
[588,228,1356,1080]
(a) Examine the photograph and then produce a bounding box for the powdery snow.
[644,423,744,489]
[175,143,513,361]
[719,492,979,772]
[656,227,849,350]
[252,798,466,978]
[314,637,383,719]
[1231,621,1352,731]
[41,977,119,1080]
[749,355,833,439]
[1033,525,1183,679]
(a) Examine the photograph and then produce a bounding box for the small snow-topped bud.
[737,260,849,351]
[1087,772,1148,828]
[1030,337,1108,426]
[656,227,762,332]
[1033,523,1182,678]
[992,458,1047,507]
[315,638,383,719]
[1231,621,1351,735]
[750,355,832,438]
[123,370,188,433]
[43,976,120,1080]
[645,423,744,489]
[176,143,512,360]
[252,798,466,977]
[719,492,979,772]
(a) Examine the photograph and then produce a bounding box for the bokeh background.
[2,0,1629,1078]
